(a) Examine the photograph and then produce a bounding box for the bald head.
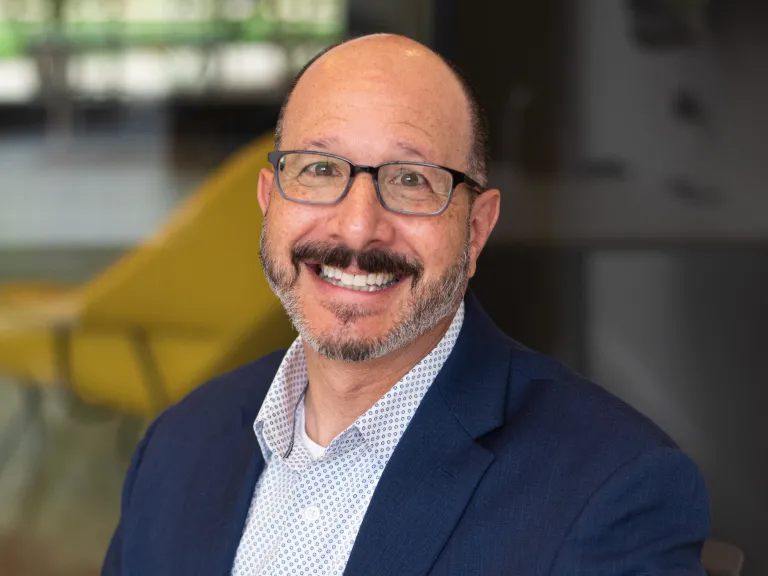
[274,34,489,186]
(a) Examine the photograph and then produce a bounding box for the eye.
[303,161,341,177]
[393,171,427,187]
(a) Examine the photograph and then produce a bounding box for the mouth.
[311,264,401,292]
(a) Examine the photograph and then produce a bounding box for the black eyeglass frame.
[267,150,487,216]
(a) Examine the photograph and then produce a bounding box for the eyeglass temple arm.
[461,175,486,194]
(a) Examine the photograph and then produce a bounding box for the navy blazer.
[103,293,709,575]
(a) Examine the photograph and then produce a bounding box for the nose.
[325,172,395,250]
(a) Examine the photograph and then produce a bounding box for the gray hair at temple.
[273,36,490,188]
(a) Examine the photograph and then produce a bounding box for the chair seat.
[0,284,80,385]
[0,284,81,331]
[0,282,74,304]
[0,133,294,416]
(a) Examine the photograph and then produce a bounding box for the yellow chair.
[0,133,295,420]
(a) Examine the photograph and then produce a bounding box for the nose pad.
[346,171,381,205]
[327,172,391,250]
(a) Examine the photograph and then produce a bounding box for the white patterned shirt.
[231,302,465,576]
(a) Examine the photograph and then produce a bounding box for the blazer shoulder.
[158,349,287,431]
[504,342,677,458]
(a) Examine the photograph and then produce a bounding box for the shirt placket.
[287,430,366,575]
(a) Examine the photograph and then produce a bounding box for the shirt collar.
[255,301,465,464]
[254,338,308,461]
[353,302,464,461]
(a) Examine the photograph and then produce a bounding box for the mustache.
[291,241,424,283]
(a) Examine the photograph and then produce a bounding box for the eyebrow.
[393,141,431,163]
[295,137,437,164]
[301,136,341,151]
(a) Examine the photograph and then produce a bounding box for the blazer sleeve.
[101,413,165,576]
[550,446,710,575]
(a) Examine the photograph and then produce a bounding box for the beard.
[259,217,470,363]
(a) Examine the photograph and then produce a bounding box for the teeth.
[318,265,397,290]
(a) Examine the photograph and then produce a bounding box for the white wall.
[0,131,188,247]
[577,7,768,572]
[587,249,768,575]
[561,0,768,239]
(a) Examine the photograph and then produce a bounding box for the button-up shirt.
[231,302,464,576]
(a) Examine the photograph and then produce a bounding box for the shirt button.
[303,505,321,522]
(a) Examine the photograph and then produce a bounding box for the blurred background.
[0,0,766,574]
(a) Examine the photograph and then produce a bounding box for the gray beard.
[259,218,469,363]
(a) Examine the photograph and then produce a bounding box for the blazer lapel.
[342,397,495,576]
[343,292,513,576]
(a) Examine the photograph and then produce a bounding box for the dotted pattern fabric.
[230,302,465,576]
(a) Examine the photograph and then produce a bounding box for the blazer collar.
[435,290,513,439]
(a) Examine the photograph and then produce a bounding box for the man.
[103,34,709,575]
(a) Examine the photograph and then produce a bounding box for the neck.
[302,313,455,447]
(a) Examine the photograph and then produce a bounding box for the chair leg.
[130,328,170,413]
[115,414,149,466]
[0,385,43,479]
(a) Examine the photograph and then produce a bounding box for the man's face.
[257,39,497,362]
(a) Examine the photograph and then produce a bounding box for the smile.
[316,264,399,292]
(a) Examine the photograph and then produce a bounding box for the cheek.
[265,199,319,253]
[405,220,466,275]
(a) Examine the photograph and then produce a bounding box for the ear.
[257,167,275,215]
[467,189,500,278]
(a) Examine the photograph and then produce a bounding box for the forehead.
[280,44,471,169]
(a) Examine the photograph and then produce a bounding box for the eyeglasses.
[267,150,486,216]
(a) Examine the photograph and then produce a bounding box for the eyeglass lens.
[276,152,453,214]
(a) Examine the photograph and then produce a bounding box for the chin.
[302,330,398,363]
[310,308,393,341]
[296,304,408,362]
